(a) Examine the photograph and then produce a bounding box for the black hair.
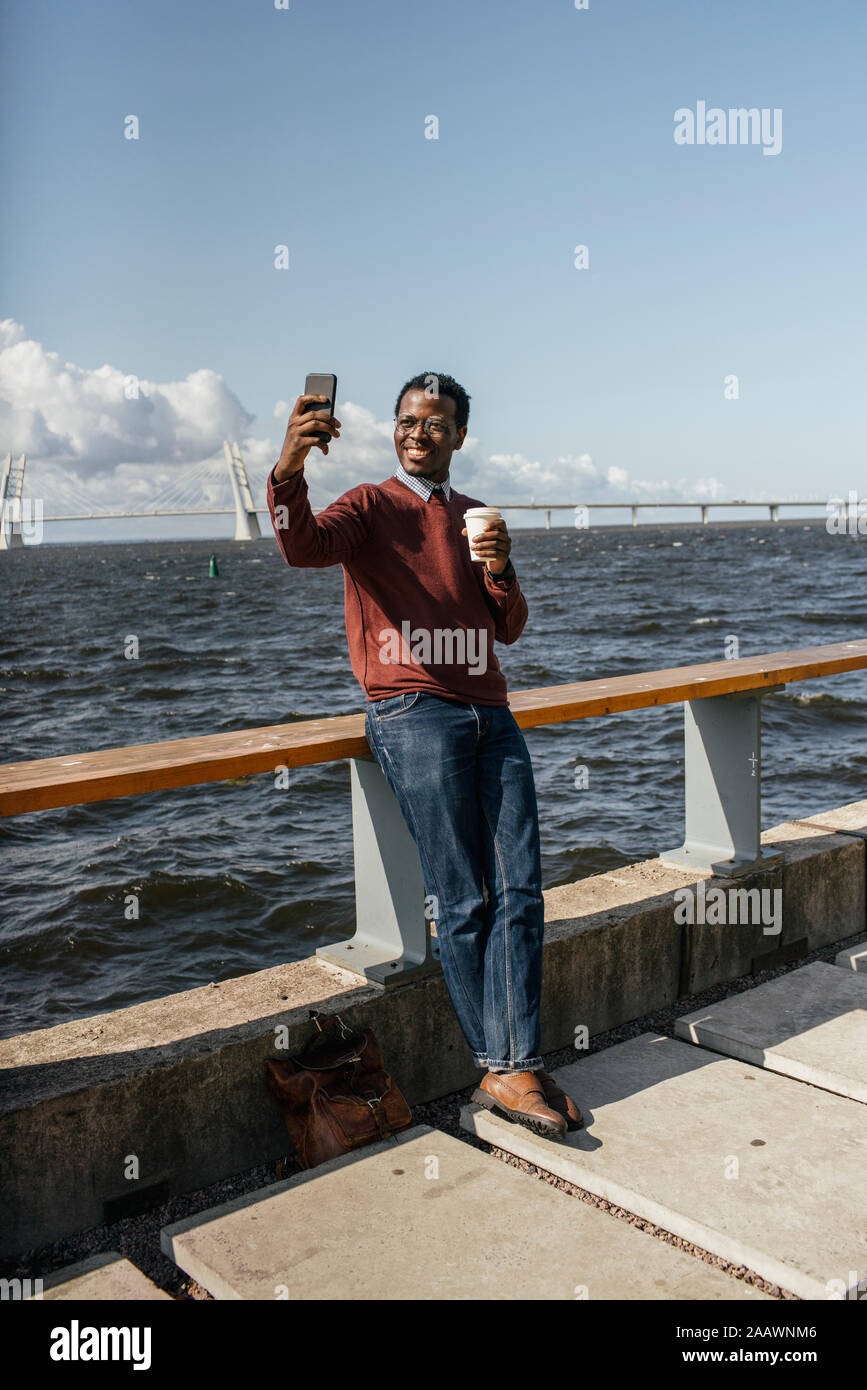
[394,372,471,431]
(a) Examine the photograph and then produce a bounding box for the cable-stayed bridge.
[0,444,839,548]
[0,442,263,547]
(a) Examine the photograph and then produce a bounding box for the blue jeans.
[363,690,545,1072]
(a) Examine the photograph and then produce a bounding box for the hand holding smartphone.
[301,373,338,445]
[274,374,340,481]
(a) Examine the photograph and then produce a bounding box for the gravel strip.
[5,929,862,1301]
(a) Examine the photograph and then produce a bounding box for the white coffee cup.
[463,507,502,560]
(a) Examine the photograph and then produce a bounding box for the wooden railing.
[3,641,866,983]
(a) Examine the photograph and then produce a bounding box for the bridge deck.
[2,641,866,816]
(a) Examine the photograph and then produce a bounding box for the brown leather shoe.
[472,1070,567,1140]
[536,1071,583,1131]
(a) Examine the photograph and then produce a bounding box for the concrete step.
[460,1036,867,1300]
[28,1251,171,1300]
[674,961,867,1102]
[160,1124,770,1301]
[835,942,867,973]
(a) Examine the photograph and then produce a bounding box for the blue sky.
[2,0,865,540]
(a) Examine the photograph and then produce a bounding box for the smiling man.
[266,371,582,1139]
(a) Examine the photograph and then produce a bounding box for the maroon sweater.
[267,465,528,705]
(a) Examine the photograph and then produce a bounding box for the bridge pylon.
[0,453,27,550]
[222,441,262,542]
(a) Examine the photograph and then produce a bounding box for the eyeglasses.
[394,414,451,439]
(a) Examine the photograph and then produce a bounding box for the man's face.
[394,388,466,483]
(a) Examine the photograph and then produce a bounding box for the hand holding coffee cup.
[463,507,511,575]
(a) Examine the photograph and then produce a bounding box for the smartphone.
[302,373,337,445]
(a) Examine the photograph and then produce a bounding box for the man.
[267,371,581,1139]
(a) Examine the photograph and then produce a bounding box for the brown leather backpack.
[264,1009,413,1170]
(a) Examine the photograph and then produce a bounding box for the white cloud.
[453,449,720,505]
[0,321,725,512]
[0,319,253,485]
[273,399,395,506]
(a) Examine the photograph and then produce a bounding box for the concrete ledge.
[794,798,867,842]
[28,1251,171,1300]
[764,817,866,949]
[1,804,864,1259]
[835,942,867,972]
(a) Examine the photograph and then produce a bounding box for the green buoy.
[209,553,219,578]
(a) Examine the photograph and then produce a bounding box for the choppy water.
[2,521,866,1039]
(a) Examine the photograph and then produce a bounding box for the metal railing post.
[316,757,441,986]
[660,686,786,877]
